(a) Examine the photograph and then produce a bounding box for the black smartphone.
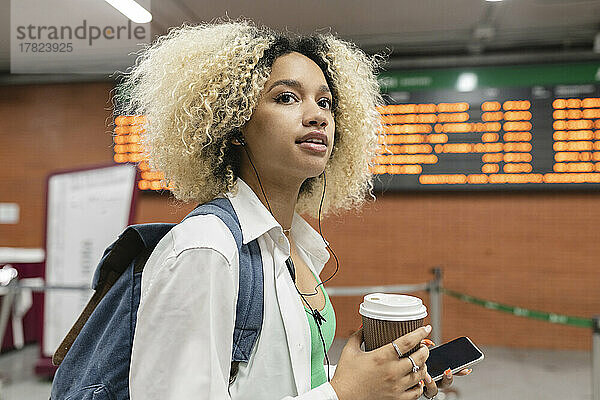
[425,336,484,381]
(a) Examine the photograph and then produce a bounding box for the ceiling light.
[104,0,152,23]
[456,72,478,92]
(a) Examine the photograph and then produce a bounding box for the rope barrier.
[442,287,593,328]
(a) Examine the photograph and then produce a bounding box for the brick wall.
[1,82,115,248]
[315,192,599,350]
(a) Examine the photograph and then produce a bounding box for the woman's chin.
[301,163,328,180]
[280,157,328,183]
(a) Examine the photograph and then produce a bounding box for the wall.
[2,83,597,350]
[1,82,115,248]
[317,192,599,350]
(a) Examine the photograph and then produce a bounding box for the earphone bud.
[231,130,246,146]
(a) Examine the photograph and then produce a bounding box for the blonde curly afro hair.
[116,19,384,217]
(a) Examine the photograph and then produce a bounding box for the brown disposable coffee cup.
[359,293,428,354]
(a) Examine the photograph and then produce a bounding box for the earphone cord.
[242,145,340,296]
[242,144,338,382]
[243,145,273,214]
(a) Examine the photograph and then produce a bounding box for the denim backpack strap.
[91,223,177,290]
[183,198,264,364]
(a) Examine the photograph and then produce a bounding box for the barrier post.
[593,316,600,400]
[429,268,442,345]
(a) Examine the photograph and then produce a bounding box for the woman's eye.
[319,98,332,109]
[275,92,297,104]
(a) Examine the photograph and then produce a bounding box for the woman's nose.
[303,103,328,128]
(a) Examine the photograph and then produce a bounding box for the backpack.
[50,198,264,400]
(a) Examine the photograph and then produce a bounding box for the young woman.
[119,19,467,400]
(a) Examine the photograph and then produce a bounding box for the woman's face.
[239,51,335,188]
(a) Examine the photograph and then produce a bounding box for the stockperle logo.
[15,20,147,47]
[11,0,151,74]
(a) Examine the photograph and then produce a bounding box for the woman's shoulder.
[139,214,239,301]
[167,213,239,265]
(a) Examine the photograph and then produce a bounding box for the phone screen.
[425,336,483,380]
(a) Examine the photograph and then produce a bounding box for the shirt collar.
[290,213,330,266]
[226,178,330,269]
[226,178,280,245]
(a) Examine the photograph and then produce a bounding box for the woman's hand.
[330,325,432,400]
[421,339,473,399]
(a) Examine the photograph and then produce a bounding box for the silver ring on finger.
[392,342,403,359]
[407,355,419,373]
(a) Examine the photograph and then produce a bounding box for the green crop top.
[303,270,336,389]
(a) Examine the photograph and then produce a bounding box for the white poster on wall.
[43,164,136,357]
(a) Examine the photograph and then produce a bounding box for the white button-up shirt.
[129,178,339,399]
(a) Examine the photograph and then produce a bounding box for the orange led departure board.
[113,116,172,191]
[375,62,600,190]
[114,62,600,191]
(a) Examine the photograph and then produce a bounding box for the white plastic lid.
[359,293,428,321]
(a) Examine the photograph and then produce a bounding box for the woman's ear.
[231,135,245,146]
[230,128,246,146]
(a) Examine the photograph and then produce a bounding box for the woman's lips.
[297,141,328,153]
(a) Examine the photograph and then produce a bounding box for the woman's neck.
[240,172,301,231]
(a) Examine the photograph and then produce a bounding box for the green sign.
[379,62,600,92]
